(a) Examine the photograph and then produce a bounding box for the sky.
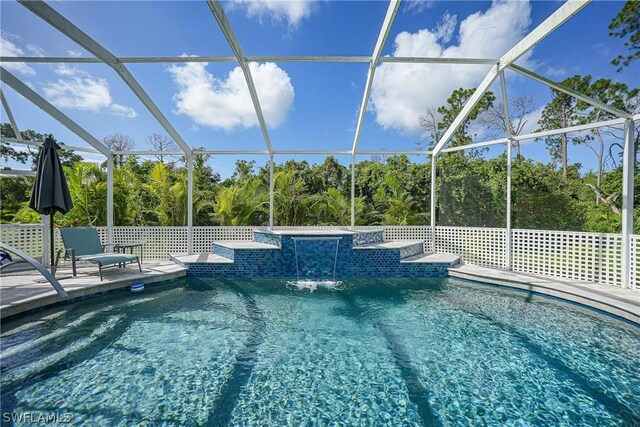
[1,0,638,178]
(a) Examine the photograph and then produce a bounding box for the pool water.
[1,278,638,426]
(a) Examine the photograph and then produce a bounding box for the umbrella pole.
[50,213,54,268]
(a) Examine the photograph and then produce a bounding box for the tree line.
[1,2,638,232]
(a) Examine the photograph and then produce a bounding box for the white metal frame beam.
[431,0,590,156]
[508,64,632,119]
[206,0,273,158]
[621,119,635,288]
[1,55,500,65]
[1,67,111,157]
[19,0,192,157]
[500,71,513,271]
[1,137,101,154]
[351,0,401,155]
[1,89,22,140]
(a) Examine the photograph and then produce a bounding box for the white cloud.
[42,65,137,118]
[546,65,567,78]
[370,0,532,134]
[168,60,294,131]
[232,0,315,27]
[68,49,83,58]
[404,0,436,15]
[0,34,36,76]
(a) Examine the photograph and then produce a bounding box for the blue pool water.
[1,277,638,426]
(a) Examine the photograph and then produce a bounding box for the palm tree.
[214,178,267,225]
[63,162,107,226]
[143,163,187,226]
[374,174,427,225]
[315,188,370,225]
[273,170,317,226]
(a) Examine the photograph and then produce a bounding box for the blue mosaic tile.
[253,231,282,247]
[212,244,235,261]
[182,232,455,280]
[353,231,384,246]
[399,242,424,259]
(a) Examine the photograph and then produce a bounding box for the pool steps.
[171,229,460,278]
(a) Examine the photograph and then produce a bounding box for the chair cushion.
[76,253,138,267]
[60,227,104,256]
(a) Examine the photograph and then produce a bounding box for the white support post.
[430,155,437,253]
[106,157,114,245]
[506,143,513,270]
[269,157,274,229]
[621,119,635,288]
[187,154,194,255]
[351,154,356,229]
[500,71,513,271]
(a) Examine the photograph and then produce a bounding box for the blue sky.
[1,0,638,178]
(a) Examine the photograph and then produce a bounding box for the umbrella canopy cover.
[29,135,73,215]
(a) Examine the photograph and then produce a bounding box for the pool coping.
[449,264,640,326]
[0,265,187,320]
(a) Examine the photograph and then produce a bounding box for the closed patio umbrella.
[29,135,73,268]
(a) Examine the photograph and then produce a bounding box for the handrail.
[0,242,68,298]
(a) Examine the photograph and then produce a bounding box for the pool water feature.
[292,236,342,281]
[1,277,638,426]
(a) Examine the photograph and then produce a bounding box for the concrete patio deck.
[0,260,187,319]
[449,264,640,325]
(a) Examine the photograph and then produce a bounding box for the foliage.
[609,0,640,71]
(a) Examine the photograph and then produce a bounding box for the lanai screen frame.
[0,0,637,286]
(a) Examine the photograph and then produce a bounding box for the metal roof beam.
[351,0,401,155]
[1,67,111,157]
[1,89,23,141]
[431,0,590,156]
[508,64,632,119]
[1,55,500,64]
[19,0,191,156]
[1,137,101,154]
[206,0,273,158]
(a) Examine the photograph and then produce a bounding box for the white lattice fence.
[192,227,254,253]
[383,226,432,252]
[630,235,639,289]
[512,229,622,286]
[0,224,44,258]
[435,227,506,268]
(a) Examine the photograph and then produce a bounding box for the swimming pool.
[1,277,638,426]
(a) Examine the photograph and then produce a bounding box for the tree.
[418,88,495,150]
[537,75,592,179]
[609,0,640,71]
[146,134,178,164]
[142,163,187,226]
[480,95,535,158]
[579,79,639,192]
[102,133,135,167]
[273,170,317,226]
[230,160,256,183]
[214,178,267,226]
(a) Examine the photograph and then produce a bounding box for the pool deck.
[450,264,640,325]
[0,261,187,320]
[1,259,637,326]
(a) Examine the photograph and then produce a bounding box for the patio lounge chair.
[59,227,141,281]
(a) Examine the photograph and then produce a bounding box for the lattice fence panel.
[383,226,433,252]
[630,235,639,289]
[512,229,622,286]
[0,224,44,258]
[192,227,254,253]
[435,227,506,268]
[107,227,188,260]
